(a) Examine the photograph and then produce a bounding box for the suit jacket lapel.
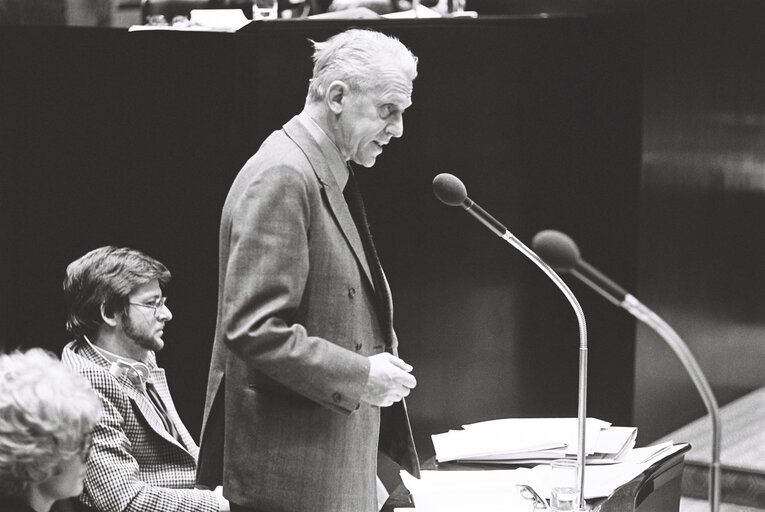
[121,381,187,450]
[77,343,189,452]
[283,116,375,290]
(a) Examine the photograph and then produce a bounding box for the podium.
[383,444,690,511]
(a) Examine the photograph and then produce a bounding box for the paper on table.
[431,429,567,462]
[620,441,680,464]
[401,457,656,504]
[190,9,250,30]
[432,417,612,462]
[523,461,653,500]
[382,5,441,17]
[128,9,250,32]
[400,443,686,510]
[400,469,536,511]
[594,426,637,455]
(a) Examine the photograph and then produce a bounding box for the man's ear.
[327,80,349,114]
[100,303,119,327]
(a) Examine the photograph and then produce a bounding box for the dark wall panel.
[634,0,765,442]
[0,27,239,435]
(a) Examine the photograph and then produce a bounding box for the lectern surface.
[383,444,690,512]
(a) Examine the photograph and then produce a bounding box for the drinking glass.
[253,0,278,19]
[550,459,580,511]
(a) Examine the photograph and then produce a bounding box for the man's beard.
[122,313,163,353]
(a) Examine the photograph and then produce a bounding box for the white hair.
[307,28,418,103]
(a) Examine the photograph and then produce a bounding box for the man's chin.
[135,337,164,353]
[355,158,377,168]
[352,152,379,168]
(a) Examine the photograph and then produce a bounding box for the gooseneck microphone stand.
[622,296,721,512]
[432,174,589,510]
[497,232,589,511]
[533,229,721,512]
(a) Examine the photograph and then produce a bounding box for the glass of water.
[550,459,580,511]
[253,0,278,19]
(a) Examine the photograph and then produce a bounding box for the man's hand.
[361,352,416,407]
[214,486,230,512]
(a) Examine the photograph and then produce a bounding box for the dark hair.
[63,246,170,339]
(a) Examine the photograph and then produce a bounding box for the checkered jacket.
[61,340,219,512]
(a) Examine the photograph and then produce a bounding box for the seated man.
[60,246,229,512]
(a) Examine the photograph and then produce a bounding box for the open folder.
[431,417,637,464]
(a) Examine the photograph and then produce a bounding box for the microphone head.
[432,173,468,206]
[531,230,581,272]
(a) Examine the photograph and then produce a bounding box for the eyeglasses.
[78,433,94,462]
[129,296,167,318]
[517,484,549,510]
[59,432,93,463]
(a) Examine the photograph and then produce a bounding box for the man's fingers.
[395,369,417,389]
[388,355,413,372]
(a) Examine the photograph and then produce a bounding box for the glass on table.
[253,0,278,19]
[145,14,168,25]
[549,458,580,512]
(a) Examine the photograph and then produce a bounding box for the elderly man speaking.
[197,28,421,512]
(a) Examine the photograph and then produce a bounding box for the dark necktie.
[343,167,394,347]
[145,380,184,446]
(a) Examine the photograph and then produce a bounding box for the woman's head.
[0,348,101,501]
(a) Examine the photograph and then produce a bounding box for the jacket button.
[332,392,342,403]
[348,287,356,297]
[355,343,362,351]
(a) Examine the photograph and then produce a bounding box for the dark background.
[2,0,764,470]
[1,15,642,463]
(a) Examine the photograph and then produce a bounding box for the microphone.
[432,173,512,239]
[531,230,627,306]
[532,229,722,512]
[433,174,589,510]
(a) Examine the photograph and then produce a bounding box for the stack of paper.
[399,443,688,511]
[128,9,250,32]
[399,468,535,511]
[431,417,637,464]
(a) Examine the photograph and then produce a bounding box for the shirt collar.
[83,334,153,368]
[297,110,349,190]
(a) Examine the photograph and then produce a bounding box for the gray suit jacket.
[61,340,219,512]
[197,116,419,512]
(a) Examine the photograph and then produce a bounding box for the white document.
[620,441,681,464]
[432,417,614,462]
[190,9,250,30]
[400,457,658,507]
[382,5,441,17]
[128,9,251,32]
[400,469,535,511]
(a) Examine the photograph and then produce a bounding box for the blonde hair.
[0,348,102,496]
[307,28,418,103]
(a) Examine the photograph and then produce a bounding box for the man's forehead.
[130,280,162,298]
[374,79,413,103]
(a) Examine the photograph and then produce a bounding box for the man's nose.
[158,304,172,321]
[385,115,404,138]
